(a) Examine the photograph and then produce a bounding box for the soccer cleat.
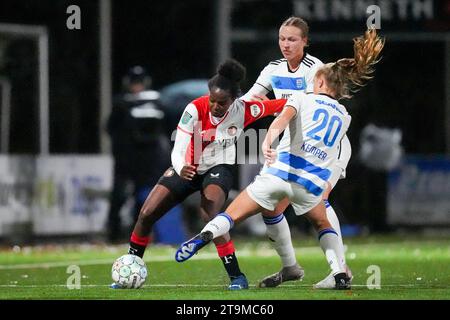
[175,231,213,262]
[257,263,304,288]
[313,266,353,289]
[228,274,249,290]
[110,282,123,289]
[334,272,352,290]
[313,272,335,289]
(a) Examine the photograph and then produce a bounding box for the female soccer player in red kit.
[112,59,287,290]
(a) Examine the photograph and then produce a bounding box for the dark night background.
[0,0,449,230]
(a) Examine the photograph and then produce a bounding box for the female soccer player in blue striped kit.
[176,29,384,290]
[242,16,358,288]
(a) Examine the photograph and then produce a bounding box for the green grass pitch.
[0,235,449,300]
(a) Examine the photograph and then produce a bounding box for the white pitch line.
[0,248,290,270]
[0,283,435,289]
[0,254,215,270]
[2,241,447,270]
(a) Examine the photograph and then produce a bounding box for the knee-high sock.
[201,213,234,238]
[318,228,346,275]
[128,232,151,258]
[215,240,244,279]
[263,213,297,268]
[324,200,346,266]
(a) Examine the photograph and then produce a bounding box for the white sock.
[324,200,346,267]
[318,228,346,275]
[201,213,233,239]
[263,213,297,268]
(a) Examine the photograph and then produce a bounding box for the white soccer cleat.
[313,272,335,289]
[313,266,353,289]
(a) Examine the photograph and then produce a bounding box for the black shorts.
[157,164,235,203]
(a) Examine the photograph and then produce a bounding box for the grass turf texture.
[0,236,449,300]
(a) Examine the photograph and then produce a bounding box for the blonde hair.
[281,16,309,39]
[317,29,385,100]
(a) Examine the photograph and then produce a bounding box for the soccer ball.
[111,254,148,289]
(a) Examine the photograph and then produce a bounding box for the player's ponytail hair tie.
[208,59,246,98]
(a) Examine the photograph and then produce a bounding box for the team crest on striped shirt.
[296,78,305,89]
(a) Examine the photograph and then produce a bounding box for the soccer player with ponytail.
[247,18,384,289]
[112,59,287,290]
[176,29,385,290]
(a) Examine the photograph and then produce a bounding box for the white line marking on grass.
[0,253,220,270]
[2,241,447,270]
[0,247,300,270]
[0,283,434,289]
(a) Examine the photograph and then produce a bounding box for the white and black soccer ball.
[111,254,148,289]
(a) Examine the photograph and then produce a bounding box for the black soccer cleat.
[334,272,352,290]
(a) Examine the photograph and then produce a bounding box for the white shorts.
[246,173,322,216]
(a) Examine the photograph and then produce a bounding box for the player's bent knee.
[202,193,225,205]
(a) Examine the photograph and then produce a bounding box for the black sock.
[128,242,146,258]
[220,253,244,279]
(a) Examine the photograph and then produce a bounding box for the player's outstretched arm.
[262,105,296,164]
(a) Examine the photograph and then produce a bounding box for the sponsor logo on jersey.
[217,136,238,146]
[271,76,307,90]
[227,125,237,136]
[250,104,262,118]
[181,111,193,124]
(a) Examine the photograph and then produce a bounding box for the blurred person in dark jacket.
[107,66,171,242]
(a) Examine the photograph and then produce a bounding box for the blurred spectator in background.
[358,123,403,232]
[106,66,171,242]
[159,79,209,134]
[359,124,403,172]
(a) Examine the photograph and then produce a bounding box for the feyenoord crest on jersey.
[250,104,262,118]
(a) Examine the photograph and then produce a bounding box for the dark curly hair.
[208,59,246,98]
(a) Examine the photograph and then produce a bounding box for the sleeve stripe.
[285,104,298,112]
[337,139,342,159]
[176,126,193,135]
[255,82,271,92]
[302,60,313,68]
[303,56,315,65]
